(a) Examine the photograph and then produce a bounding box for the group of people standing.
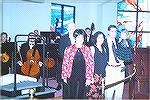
[58,22,133,99]
[1,22,133,99]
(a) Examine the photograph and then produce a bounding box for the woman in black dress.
[87,31,109,99]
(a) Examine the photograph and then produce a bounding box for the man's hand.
[17,61,23,66]
[38,61,43,67]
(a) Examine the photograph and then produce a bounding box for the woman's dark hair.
[93,31,106,46]
[93,31,108,52]
[73,29,86,38]
[73,29,86,43]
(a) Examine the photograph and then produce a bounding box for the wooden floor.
[52,96,62,100]
[1,49,149,99]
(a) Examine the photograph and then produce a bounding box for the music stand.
[40,31,57,44]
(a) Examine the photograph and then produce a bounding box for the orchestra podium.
[0,74,56,99]
[0,34,57,99]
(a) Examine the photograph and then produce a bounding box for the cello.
[44,52,55,69]
[1,52,10,63]
[21,48,40,77]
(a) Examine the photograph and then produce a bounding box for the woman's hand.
[64,79,67,84]
[85,80,91,86]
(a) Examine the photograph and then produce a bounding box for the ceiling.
[2,0,122,3]
[49,0,122,3]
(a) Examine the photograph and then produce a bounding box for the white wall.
[98,3,118,36]
[2,1,50,41]
[73,3,99,33]
[2,0,118,41]
[0,1,2,33]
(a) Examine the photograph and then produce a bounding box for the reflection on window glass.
[51,3,75,35]
[138,12,150,31]
[51,4,61,27]
[117,0,150,48]
[63,6,74,34]
[139,0,149,11]
[118,0,137,11]
[117,12,136,31]
[129,32,142,48]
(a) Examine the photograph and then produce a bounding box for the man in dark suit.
[56,22,76,97]
[58,22,76,58]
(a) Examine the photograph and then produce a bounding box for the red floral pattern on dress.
[61,44,94,81]
[86,73,103,99]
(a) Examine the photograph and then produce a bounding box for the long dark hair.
[93,31,108,51]
[93,31,105,45]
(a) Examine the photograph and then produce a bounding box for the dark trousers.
[63,82,70,99]
[1,63,9,75]
[63,79,86,99]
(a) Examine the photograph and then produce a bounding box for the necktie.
[112,41,119,63]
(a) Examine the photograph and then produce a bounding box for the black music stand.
[36,43,59,86]
[40,31,57,44]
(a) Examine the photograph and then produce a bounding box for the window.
[51,3,75,35]
[117,0,150,48]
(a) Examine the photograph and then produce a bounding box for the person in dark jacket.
[57,22,76,94]
[116,29,133,66]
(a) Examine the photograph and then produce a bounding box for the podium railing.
[13,34,46,96]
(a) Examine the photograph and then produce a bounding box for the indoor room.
[0,0,149,99]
